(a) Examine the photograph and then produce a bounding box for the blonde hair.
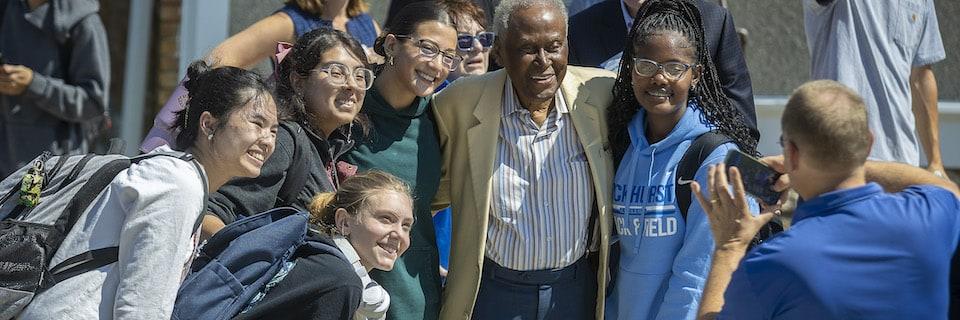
[286,0,370,18]
[308,170,412,235]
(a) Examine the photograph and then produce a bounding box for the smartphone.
[724,149,783,205]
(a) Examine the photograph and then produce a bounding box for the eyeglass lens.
[634,59,689,79]
[323,64,375,90]
[457,32,495,51]
[416,40,461,71]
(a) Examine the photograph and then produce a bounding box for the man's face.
[494,4,567,109]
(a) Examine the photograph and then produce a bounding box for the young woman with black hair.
[604,0,758,319]
[18,61,278,319]
[202,28,373,237]
[340,2,459,319]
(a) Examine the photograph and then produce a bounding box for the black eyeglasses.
[633,58,693,81]
[395,35,463,71]
[457,32,495,52]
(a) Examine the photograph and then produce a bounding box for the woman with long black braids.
[605,0,758,319]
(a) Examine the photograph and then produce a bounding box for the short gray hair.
[492,0,568,36]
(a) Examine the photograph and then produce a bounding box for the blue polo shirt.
[719,183,960,320]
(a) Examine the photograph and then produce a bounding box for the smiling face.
[297,46,367,137]
[385,21,458,97]
[495,4,567,110]
[449,16,490,80]
[631,31,701,122]
[338,191,414,271]
[206,93,279,178]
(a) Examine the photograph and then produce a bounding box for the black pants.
[472,256,597,320]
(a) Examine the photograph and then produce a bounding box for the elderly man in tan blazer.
[432,0,616,319]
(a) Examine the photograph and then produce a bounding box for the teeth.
[417,71,436,82]
[248,151,264,161]
[648,90,670,97]
[379,243,398,254]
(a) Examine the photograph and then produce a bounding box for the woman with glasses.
[443,0,494,84]
[202,28,373,236]
[604,0,759,319]
[341,2,458,319]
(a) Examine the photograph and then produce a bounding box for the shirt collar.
[501,75,569,116]
[793,182,884,223]
[621,0,634,32]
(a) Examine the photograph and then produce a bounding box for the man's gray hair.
[492,0,568,35]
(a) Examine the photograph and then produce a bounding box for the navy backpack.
[171,207,347,320]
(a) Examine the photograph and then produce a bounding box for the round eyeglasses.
[633,58,693,81]
[395,35,463,71]
[457,32,495,52]
[312,63,375,90]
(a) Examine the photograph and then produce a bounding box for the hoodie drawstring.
[635,145,657,254]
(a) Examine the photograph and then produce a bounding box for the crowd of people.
[0,0,957,319]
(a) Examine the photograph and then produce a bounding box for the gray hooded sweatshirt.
[0,0,110,176]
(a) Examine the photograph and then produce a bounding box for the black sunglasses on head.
[457,32,495,52]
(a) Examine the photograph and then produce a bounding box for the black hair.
[275,27,370,136]
[372,1,452,58]
[173,60,273,150]
[608,0,757,164]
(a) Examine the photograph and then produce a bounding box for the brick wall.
[149,0,182,126]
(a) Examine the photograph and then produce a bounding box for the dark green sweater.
[343,87,442,320]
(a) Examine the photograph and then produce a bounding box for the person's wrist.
[714,242,749,257]
[712,246,747,268]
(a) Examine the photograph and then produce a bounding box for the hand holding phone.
[724,149,783,205]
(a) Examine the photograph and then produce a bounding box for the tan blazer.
[432,66,617,320]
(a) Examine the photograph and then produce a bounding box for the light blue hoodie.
[605,102,757,320]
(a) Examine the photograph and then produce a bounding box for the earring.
[207,132,214,140]
[388,55,395,66]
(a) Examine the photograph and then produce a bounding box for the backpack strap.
[277,122,309,206]
[673,133,785,249]
[134,152,208,234]
[675,132,732,220]
[43,157,135,288]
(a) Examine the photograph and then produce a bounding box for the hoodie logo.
[613,182,680,238]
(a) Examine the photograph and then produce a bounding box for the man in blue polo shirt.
[693,80,960,320]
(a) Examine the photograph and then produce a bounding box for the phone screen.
[724,149,783,205]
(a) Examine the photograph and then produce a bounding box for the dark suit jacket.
[568,0,759,139]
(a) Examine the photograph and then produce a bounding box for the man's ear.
[334,208,353,236]
[784,139,800,173]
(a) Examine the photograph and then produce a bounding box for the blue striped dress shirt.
[485,78,595,271]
